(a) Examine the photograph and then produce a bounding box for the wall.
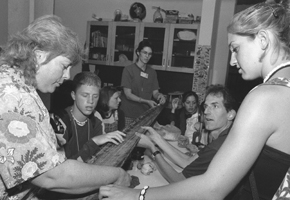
[8,0,30,35]
[0,0,8,47]
[209,0,236,85]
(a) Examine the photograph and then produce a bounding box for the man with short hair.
[139,84,237,182]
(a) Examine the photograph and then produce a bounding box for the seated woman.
[168,91,203,144]
[96,86,125,133]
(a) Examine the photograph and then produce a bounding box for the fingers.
[159,95,166,104]
[107,131,125,143]
[115,130,126,137]
[141,126,153,131]
[135,132,142,137]
[99,185,113,199]
[151,101,158,107]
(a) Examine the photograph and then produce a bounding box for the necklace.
[71,115,90,151]
[263,61,290,83]
[70,109,87,126]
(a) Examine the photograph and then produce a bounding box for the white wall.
[8,0,30,35]
[210,0,236,85]
[55,0,203,45]
[0,0,8,47]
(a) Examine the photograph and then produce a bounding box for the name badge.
[140,71,148,78]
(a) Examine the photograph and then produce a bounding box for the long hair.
[227,0,290,61]
[0,15,84,86]
[97,86,120,119]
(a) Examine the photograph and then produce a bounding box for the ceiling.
[237,0,264,5]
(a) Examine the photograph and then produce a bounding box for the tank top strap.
[250,77,290,94]
[263,77,290,87]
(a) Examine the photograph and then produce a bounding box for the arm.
[124,87,157,108]
[152,90,166,105]
[31,159,131,194]
[154,150,187,183]
[92,130,125,145]
[141,126,198,168]
[99,86,282,200]
[136,133,186,183]
[72,130,125,162]
[168,98,180,125]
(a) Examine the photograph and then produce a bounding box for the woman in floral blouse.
[0,15,130,199]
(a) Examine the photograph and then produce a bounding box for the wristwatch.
[152,150,161,159]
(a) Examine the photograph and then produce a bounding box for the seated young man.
[138,84,237,180]
[50,72,125,162]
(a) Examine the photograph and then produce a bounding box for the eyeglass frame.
[140,50,153,57]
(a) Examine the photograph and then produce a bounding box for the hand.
[135,132,155,151]
[146,100,158,108]
[92,131,125,145]
[171,98,179,111]
[99,184,140,200]
[113,168,132,187]
[141,126,163,142]
[157,94,166,105]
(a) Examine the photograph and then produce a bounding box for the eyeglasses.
[140,50,152,56]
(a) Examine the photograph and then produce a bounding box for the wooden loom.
[23,104,164,200]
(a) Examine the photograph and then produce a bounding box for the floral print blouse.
[0,65,65,199]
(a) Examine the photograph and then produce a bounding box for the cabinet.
[86,21,200,74]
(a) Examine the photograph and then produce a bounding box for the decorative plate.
[129,2,146,21]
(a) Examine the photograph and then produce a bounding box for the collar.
[263,61,290,83]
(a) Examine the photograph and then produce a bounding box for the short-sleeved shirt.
[0,65,65,199]
[182,127,230,177]
[120,63,159,119]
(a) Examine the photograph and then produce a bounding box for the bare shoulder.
[242,84,290,152]
[235,84,290,136]
[242,84,290,109]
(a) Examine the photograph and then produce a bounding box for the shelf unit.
[86,21,200,74]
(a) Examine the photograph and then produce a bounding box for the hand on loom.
[135,132,156,153]
[92,130,126,145]
[146,99,158,108]
[157,93,166,105]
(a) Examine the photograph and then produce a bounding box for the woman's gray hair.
[0,15,84,86]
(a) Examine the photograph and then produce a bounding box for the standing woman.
[97,86,125,133]
[99,1,290,199]
[119,40,166,126]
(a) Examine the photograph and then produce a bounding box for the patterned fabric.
[0,65,66,199]
[125,117,134,128]
[184,112,199,144]
[104,122,118,133]
[103,111,119,133]
[267,77,290,199]
[273,168,290,199]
